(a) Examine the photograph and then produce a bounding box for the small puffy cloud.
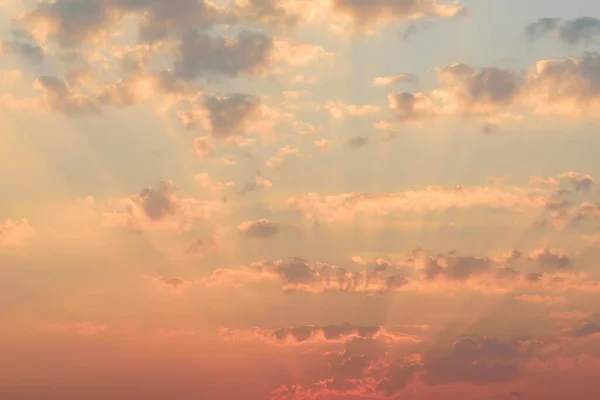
[103,181,224,232]
[346,136,369,149]
[434,64,522,116]
[0,219,34,248]
[314,138,331,150]
[239,172,273,195]
[528,247,573,270]
[558,172,595,192]
[180,93,261,138]
[321,100,382,120]
[192,136,215,157]
[526,17,600,44]
[238,219,279,238]
[352,256,366,265]
[388,92,437,124]
[46,322,107,336]
[369,73,418,87]
[266,145,300,170]
[194,173,233,198]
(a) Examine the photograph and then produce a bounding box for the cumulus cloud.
[558,172,596,192]
[388,92,437,123]
[179,93,261,137]
[0,219,34,248]
[434,64,522,116]
[21,0,224,46]
[286,186,546,223]
[103,181,224,232]
[238,219,280,238]
[526,17,600,44]
[172,30,274,81]
[192,136,215,157]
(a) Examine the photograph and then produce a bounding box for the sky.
[2,0,600,399]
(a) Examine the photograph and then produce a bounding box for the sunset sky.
[2,0,600,399]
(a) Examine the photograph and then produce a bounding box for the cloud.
[526,17,600,44]
[321,100,382,120]
[1,30,45,64]
[179,93,262,138]
[220,324,421,346]
[238,172,273,195]
[388,92,437,124]
[329,0,465,34]
[529,176,558,186]
[314,138,331,150]
[103,181,224,232]
[202,247,599,295]
[266,145,301,170]
[192,136,215,157]
[21,0,224,46]
[514,294,568,306]
[558,172,596,192]
[420,336,538,385]
[238,219,280,238]
[369,73,418,87]
[32,76,99,116]
[433,64,522,116]
[346,136,369,149]
[172,30,274,81]
[567,322,600,338]
[286,186,546,223]
[0,219,34,248]
[528,247,573,270]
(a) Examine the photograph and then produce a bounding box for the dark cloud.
[559,172,595,192]
[2,31,45,64]
[568,322,600,338]
[180,93,262,138]
[346,136,369,149]
[172,31,274,81]
[421,336,533,385]
[526,17,600,44]
[21,0,223,46]
[34,76,99,116]
[136,181,177,221]
[158,276,186,288]
[238,219,279,238]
